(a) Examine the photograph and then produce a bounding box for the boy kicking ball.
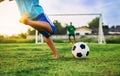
[0,0,60,59]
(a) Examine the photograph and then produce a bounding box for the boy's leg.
[28,20,53,33]
[43,37,60,59]
[20,13,60,59]
[0,0,4,3]
[20,13,53,34]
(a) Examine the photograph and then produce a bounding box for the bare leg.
[69,36,71,42]
[20,13,60,59]
[43,37,60,59]
[20,13,53,34]
[0,0,4,3]
[73,36,76,42]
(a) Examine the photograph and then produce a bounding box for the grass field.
[0,43,120,76]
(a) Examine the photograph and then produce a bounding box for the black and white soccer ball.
[72,42,90,58]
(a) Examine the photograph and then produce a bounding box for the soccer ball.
[72,42,90,58]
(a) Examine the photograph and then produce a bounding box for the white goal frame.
[35,13,106,44]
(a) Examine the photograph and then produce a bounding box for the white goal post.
[35,13,106,44]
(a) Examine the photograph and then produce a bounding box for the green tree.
[27,28,36,35]
[88,17,100,34]
[88,17,99,29]
[103,25,109,35]
[53,20,66,35]
[110,25,115,29]
[0,34,4,42]
[18,33,27,39]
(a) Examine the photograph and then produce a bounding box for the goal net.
[35,13,106,44]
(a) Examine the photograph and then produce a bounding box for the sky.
[0,0,120,36]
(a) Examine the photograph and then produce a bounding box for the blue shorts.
[34,13,56,38]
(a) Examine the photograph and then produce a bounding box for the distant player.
[66,22,76,43]
[0,0,60,59]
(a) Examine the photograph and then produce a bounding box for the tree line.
[0,17,112,39]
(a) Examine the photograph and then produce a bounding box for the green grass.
[0,43,120,76]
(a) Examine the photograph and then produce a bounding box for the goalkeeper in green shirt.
[66,22,76,43]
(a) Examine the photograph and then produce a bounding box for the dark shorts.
[69,34,75,36]
[34,13,56,38]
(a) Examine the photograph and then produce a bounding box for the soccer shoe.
[19,13,29,24]
[69,41,76,44]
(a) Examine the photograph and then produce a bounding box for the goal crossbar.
[48,13,102,16]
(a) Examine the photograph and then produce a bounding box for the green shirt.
[67,25,75,35]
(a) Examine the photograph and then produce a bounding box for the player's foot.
[72,41,76,44]
[54,53,60,59]
[19,13,29,25]
[69,42,73,44]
